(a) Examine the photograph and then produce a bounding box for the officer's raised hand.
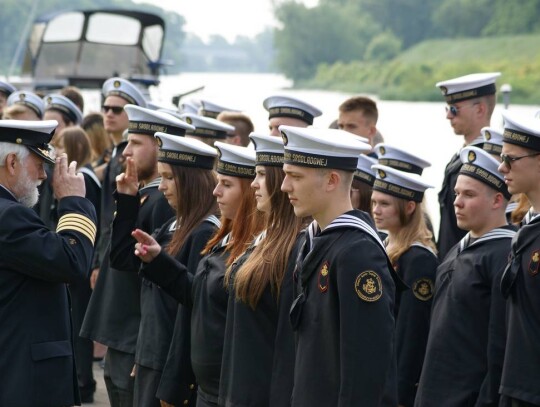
[52,153,86,199]
[116,157,139,196]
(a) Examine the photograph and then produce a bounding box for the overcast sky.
[132,0,318,42]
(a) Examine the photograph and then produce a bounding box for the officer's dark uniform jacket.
[290,210,399,407]
[393,243,438,407]
[218,229,301,407]
[81,177,173,357]
[500,212,540,405]
[141,233,230,406]
[0,185,97,407]
[415,225,516,407]
[437,137,483,259]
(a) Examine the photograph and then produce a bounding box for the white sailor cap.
[199,99,241,119]
[372,164,433,202]
[249,132,285,166]
[7,91,45,119]
[0,80,17,96]
[180,99,201,115]
[279,126,372,171]
[459,146,511,199]
[263,94,322,125]
[0,119,57,164]
[44,94,83,125]
[374,143,431,175]
[147,101,176,111]
[354,154,378,186]
[102,77,147,107]
[501,110,540,151]
[125,105,194,137]
[180,113,234,140]
[214,141,256,178]
[435,72,501,104]
[155,132,217,169]
[480,126,504,156]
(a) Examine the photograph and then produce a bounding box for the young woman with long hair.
[114,133,219,406]
[370,164,439,407]
[218,133,305,407]
[132,142,264,407]
[351,154,377,213]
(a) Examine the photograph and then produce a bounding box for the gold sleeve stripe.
[56,214,97,244]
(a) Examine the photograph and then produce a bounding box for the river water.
[92,72,540,235]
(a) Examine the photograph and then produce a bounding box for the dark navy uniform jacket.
[415,226,516,407]
[218,230,301,407]
[291,210,398,407]
[141,234,230,406]
[81,180,173,356]
[0,186,97,407]
[500,214,540,405]
[394,245,438,407]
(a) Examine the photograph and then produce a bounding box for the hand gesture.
[132,228,162,263]
[52,153,86,199]
[116,157,139,196]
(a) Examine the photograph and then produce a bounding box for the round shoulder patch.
[412,278,434,301]
[354,270,382,302]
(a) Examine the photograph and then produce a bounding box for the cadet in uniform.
[127,134,220,406]
[416,146,515,406]
[4,90,44,121]
[0,79,16,117]
[198,98,241,119]
[81,97,174,407]
[0,120,97,406]
[280,126,398,406]
[371,164,438,407]
[337,95,379,148]
[179,112,235,147]
[499,112,540,407]
[263,94,322,136]
[435,72,501,259]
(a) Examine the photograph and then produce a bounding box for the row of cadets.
[218,132,305,407]
[415,145,515,406]
[370,164,438,406]
[81,95,176,406]
[279,125,404,406]
[131,141,264,407]
[498,111,540,406]
[127,133,220,407]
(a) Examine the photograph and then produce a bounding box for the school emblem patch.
[528,249,540,276]
[413,278,434,301]
[355,270,382,302]
[318,261,329,293]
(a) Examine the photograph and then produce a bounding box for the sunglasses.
[102,105,125,115]
[445,102,479,117]
[500,152,540,169]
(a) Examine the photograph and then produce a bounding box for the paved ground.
[82,361,109,406]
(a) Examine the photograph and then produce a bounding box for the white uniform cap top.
[459,146,510,199]
[372,164,433,202]
[249,132,284,166]
[354,154,378,186]
[199,99,241,118]
[180,113,235,139]
[44,94,83,125]
[480,126,504,156]
[102,77,147,107]
[435,72,501,103]
[155,132,217,169]
[374,143,431,175]
[214,141,256,178]
[501,110,540,151]
[280,125,372,171]
[125,105,194,137]
[7,91,45,119]
[0,80,17,96]
[263,94,322,125]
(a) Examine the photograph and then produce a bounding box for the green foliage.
[364,31,402,61]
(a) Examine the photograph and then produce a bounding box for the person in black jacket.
[416,146,515,406]
[0,120,97,407]
[498,112,540,407]
[127,133,220,406]
[280,126,399,406]
[370,164,438,406]
[131,142,264,407]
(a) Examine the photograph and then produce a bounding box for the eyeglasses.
[102,105,124,115]
[445,103,479,117]
[500,152,540,169]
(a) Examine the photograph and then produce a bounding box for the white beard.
[15,166,41,208]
